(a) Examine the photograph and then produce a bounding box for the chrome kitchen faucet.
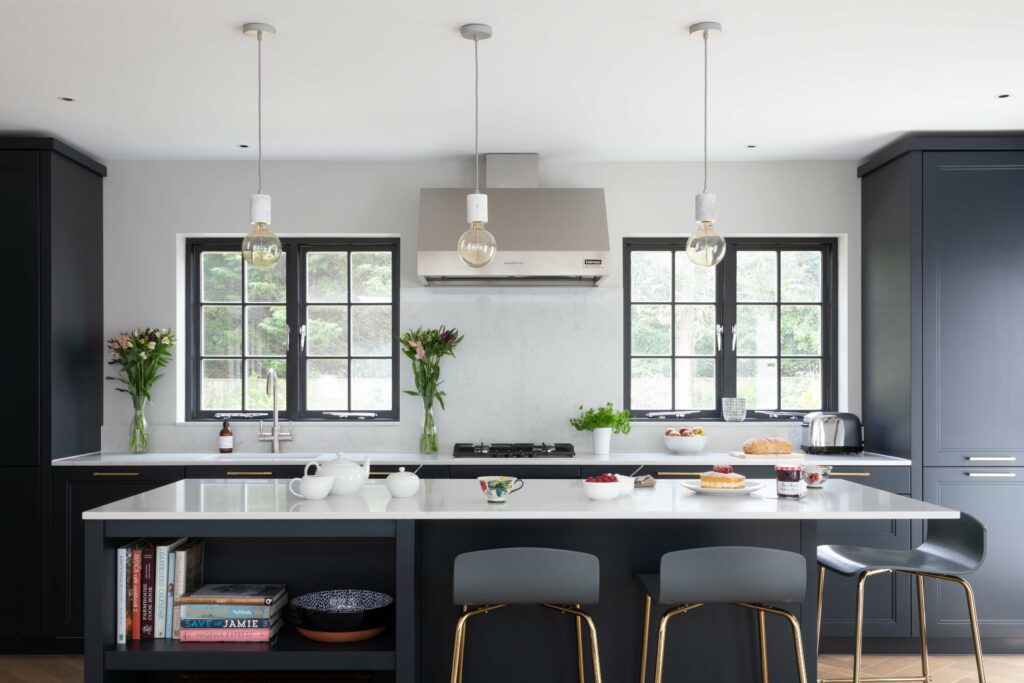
[258,368,292,453]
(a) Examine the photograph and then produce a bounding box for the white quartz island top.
[55,451,909,468]
[82,478,952,521]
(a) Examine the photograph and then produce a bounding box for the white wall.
[101,158,860,453]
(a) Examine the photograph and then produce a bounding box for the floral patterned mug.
[477,476,525,503]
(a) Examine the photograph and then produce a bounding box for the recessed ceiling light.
[747,144,757,148]
[238,144,249,148]
[996,93,1011,99]
[58,96,75,102]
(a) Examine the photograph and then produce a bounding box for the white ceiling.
[3,0,1022,162]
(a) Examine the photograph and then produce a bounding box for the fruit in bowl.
[583,473,621,501]
[663,426,708,453]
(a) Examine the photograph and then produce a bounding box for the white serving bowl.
[614,474,636,495]
[582,481,620,501]
[663,434,708,453]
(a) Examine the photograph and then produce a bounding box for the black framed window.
[186,238,400,422]
[624,237,837,420]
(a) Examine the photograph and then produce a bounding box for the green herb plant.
[569,402,632,434]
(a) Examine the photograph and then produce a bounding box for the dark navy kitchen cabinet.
[0,468,43,638]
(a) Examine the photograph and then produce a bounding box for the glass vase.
[128,395,150,454]
[419,398,438,454]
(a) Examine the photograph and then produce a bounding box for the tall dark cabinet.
[859,134,1024,647]
[0,138,104,648]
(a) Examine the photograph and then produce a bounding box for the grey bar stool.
[451,547,603,683]
[638,546,808,683]
[817,513,987,683]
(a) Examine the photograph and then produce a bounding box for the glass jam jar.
[775,465,806,499]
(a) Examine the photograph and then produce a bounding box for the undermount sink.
[200,452,336,462]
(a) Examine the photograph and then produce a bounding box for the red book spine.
[140,548,156,639]
[130,549,142,640]
[179,627,277,642]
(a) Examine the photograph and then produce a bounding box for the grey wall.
[101,159,860,453]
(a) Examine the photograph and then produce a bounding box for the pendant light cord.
[474,36,480,194]
[703,30,708,194]
[257,33,263,194]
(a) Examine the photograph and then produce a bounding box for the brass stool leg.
[449,604,505,683]
[738,603,808,683]
[951,576,986,683]
[915,575,930,681]
[640,593,652,683]
[543,604,604,683]
[758,608,769,683]
[457,605,468,683]
[652,604,702,683]
[817,565,826,653]
[576,603,585,683]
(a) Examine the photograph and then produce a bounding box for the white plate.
[679,480,766,496]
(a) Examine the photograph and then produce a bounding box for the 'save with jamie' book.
[181,618,272,629]
[179,584,286,606]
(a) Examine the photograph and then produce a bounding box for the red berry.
[712,465,733,474]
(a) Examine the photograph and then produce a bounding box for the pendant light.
[457,23,497,268]
[240,22,282,270]
[686,21,727,268]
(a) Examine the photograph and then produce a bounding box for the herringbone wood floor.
[1,654,1022,682]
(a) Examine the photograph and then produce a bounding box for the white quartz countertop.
[54,451,908,468]
[82,478,951,521]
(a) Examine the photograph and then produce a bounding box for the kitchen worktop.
[82,477,949,521]
[54,450,908,467]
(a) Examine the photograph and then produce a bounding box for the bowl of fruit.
[663,427,708,453]
[583,473,621,501]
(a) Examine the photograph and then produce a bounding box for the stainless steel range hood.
[417,187,611,286]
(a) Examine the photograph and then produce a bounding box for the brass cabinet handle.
[225,471,274,476]
[966,456,1017,462]
[369,471,392,477]
[656,472,704,476]
[966,472,1016,478]
[92,471,140,477]
[830,472,871,477]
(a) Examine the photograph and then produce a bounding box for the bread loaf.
[742,437,793,455]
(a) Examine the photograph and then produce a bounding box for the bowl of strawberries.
[663,427,708,454]
[582,473,621,501]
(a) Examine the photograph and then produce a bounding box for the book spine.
[116,548,127,644]
[164,553,175,639]
[177,596,276,605]
[181,618,272,629]
[179,625,279,642]
[154,546,167,638]
[140,548,155,639]
[177,604,273,619]
[130,548,142,640]
[171,547,186,639]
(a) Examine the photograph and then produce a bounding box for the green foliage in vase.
[398,326,463,410]
[105,328,176,401]
[569,403,632,434]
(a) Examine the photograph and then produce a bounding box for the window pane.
[307,305,348,357]
[736,305,778,356]
[781,251,822,302]
[307,252,348,303]
[630,251,671,302]
[631,305,671,356]
[737,358,778,410]
[201,359,242,410]
[351,252,393,303]
[201,252,242,303]
[781,305,821,356]
[782,358,822,410]
[245,359,286,411]
[631,358,671,409]
[675,305,716,356]
[351,306,392,356]
[245,306,288,356]
[737,251,778,302]
[202,305,242,356]
[308,359,348,410]
[674,252,716,302]
[246,258,286,303]
[351,359,392,410]
[675,358,716,410]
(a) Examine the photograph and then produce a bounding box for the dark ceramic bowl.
[288,589,394,637]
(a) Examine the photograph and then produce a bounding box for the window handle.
[715,324,723,352]
[325,412,378,419]
[214,412,269,419]
[731,324,738,352]
[646,410,700,419]
[285,323,290,352]
[299,324,307,351]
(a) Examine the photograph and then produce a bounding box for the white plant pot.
[592,427,612,455]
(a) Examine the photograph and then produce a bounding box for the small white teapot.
[306,454,371,496]
[386,467,421,498]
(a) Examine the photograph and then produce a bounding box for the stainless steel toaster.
[801,412,863,454]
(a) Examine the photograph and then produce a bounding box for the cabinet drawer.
[185,465,304,479]
[449,465,580,479]
[925,451,1023,468]
[58,465,185,482]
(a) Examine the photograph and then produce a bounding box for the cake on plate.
[699,465,747,489]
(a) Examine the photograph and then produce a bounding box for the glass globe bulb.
[458,221,497,268]
[686,220,727,267]
[241,222,283,269]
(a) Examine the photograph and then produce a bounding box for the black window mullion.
[285,244,300,419]
[721,245,737,407]
[669,250,676,411]
[776,248,782,412]
[347,251,353,413]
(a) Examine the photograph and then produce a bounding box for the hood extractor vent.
[417,184,610,286]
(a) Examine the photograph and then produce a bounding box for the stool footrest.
[819,676,931,683]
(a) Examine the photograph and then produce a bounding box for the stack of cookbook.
[178,584,287,642]
[116,538,204,643]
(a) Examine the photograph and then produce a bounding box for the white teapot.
[305,454,371,496]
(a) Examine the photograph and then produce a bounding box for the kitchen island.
[82,477,952,683]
